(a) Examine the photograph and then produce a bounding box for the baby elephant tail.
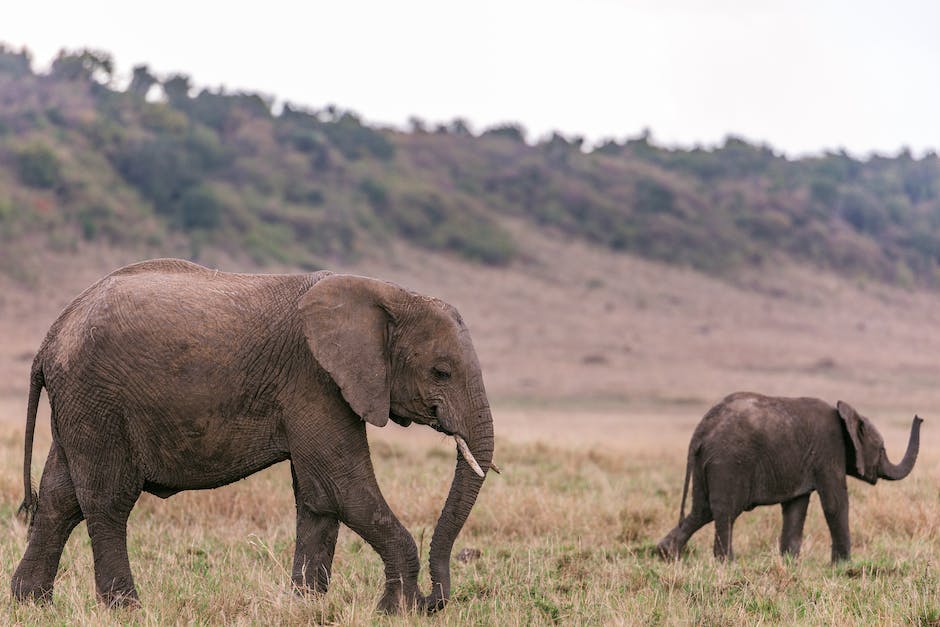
[678,442,696,525]
[18,361,43,528]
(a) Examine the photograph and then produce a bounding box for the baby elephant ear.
[837,400,867,477]
[299,274,403,427]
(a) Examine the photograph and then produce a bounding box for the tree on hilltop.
[128,64,158,99]
[51,48,113,84]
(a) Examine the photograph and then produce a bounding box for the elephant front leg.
[291,466,340,594]
[12,443,84,603]
[342,495,422,614]
[291,424,422,614]
[712,513,737,561]
[818,482,851,562]
[779,494,811,557]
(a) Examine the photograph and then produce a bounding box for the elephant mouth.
[390,412,452,436]
[389,412,413,427]
[390,404,453,435]
[424,416,456,437]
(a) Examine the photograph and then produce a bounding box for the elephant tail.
[678,442,696,525]
[18,361,43,527]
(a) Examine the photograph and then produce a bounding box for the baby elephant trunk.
[879,416,922,480]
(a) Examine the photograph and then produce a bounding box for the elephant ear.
[837,400,867,477]
[299,274,404,427]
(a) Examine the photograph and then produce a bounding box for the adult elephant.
[11,259,495,613]
[657,392,921,563]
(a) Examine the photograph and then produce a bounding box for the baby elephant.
[657,392,922,563]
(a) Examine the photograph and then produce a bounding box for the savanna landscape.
[1,46,940,624]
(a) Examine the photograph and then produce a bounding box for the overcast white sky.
[3,1,938,157]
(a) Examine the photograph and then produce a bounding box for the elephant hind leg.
[779,493,811,557]
[708,464,746,561]
[710,500,740,561]
[12,442,84,604]
[712,511,738,560]
[656,507,713,560]
[68,439,144,608]
[292,511,339,594]
[657,464,712,560]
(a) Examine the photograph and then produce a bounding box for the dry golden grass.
[2,232,940,623]
[1,404,938,625]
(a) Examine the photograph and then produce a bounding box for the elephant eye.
[432,366,451,381]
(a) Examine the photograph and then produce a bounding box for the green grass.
[1,425,938,624]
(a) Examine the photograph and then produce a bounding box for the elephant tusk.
[454,435,485,478]
[490,462,502,474]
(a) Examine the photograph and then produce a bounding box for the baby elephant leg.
[657,508,713,560]
[779,494,811,557]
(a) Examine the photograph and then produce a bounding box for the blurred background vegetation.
[1,44,939,286]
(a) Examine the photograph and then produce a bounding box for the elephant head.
[299,274,494,610]
[838,401,921,484]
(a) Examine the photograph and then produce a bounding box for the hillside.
[5,224,940,416]
[1,46,940,287]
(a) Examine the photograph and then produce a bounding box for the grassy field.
[2,232,940,624]
[1,404,938,625]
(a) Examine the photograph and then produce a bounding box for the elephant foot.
[829,552,851,565]
[291,580,327,597]
[11,577,54,605]
[98,587,141,609]
[291,568,330,596]
[780,545,802,560]
[376,582,423,614]
[424,585,449,614]
[11,560,57,605]
[655,533,682,560]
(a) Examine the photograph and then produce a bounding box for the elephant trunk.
[425,402,494,612]
[879,416,922,480]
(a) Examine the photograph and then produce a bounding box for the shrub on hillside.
[186,89,272,133]
[634,177,677,215]
[320,113,394,161]
[139,103,189,134]
[840,189,887,235]
[113,137,198,214]
[432,220,516,265]
[15,143,63,189]
[481,124,527,143]
[111,130,231,221]
[283,182,325,206]
[0,46,31,77]
[178,185,223,230]
[360,178,390,211]
[274,123,331,170]
[370,188,515,265]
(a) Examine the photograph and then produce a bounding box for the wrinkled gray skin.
[657,392,921,563]
[11,259,494,613]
